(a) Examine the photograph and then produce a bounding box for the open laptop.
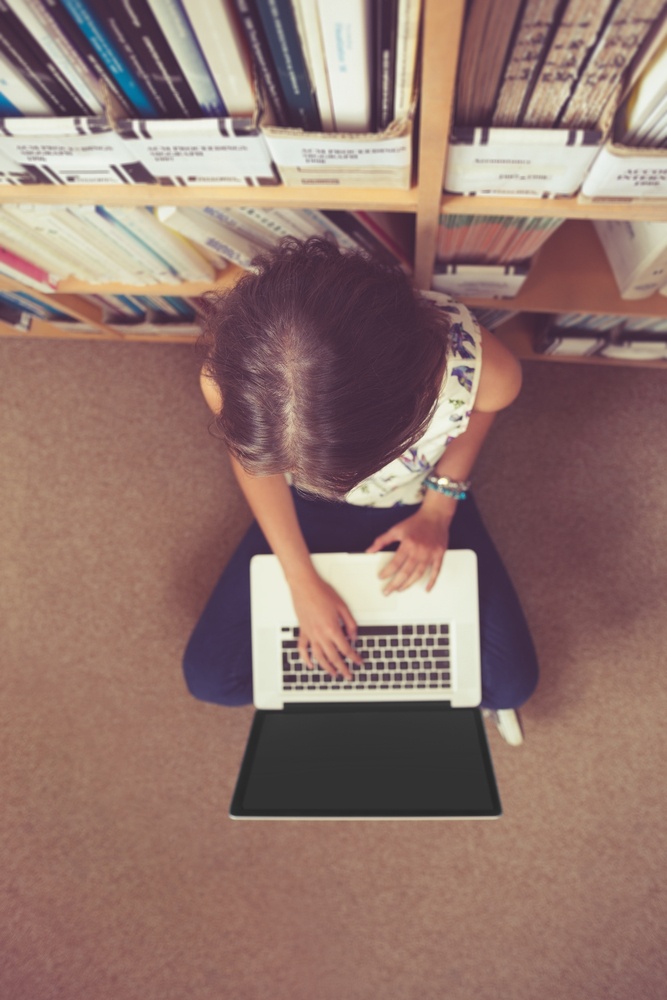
[229,551,501,820]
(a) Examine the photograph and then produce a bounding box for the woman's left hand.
[365,508,453,594]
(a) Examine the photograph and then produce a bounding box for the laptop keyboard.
[280,624,452,692]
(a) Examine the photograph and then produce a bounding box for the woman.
[183,238,538,744]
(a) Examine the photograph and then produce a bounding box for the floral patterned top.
[344,292,483,508]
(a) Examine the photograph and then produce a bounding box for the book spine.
[180,0,256,116]
[0,208,72,276]
[0,243,57,289]
[0,0,86,114]
[233,0,289,123]
[253,0,321,130]
[8,0,102,114]
[291,0,335,130]
[0,49,51,114]
[157,206,258,269]
[207,205,279,246]
[2,205,112,280]
[393,0,420,119]
[321,210,401,265]
[90,207,177,282]
[103,206,217,281]
[375,0,397,130]
[65,207,161,284]
[58,0,159,116]
[316,0,373,133]
[79,0,196,117]
[146,0,227,116]
[199,205,271,258]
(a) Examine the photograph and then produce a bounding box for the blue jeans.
[183,491,539,710]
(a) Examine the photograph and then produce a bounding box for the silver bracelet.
[423,473,471,500]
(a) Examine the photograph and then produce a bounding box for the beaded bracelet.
[423,473,471,501]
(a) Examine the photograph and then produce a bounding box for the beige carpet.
[1,336,665,1000]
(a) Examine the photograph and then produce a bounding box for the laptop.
[229,551,501,820]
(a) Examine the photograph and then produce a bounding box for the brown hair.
[198,236,449,499]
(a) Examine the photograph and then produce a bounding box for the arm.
[200,368,360,678]
[367,326,522,593]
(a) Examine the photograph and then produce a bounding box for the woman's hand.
[366,507,453,594]
[289,572,363,680]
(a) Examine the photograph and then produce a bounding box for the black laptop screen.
[230,705,501,819]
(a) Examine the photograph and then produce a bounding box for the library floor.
[1,336,666,1000]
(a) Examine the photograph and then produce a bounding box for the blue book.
[253,0,320,130]
[0,88,21,116]
[58,0,158,116]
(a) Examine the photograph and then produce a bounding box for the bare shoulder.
[199,364,223,415]
[474,325,522,413]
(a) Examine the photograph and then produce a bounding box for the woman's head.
[199,236,449,499]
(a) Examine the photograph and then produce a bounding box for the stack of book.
[535,311,667,360]
[0,203,412,287]
[0,1,421,132]
[618,35,667,148]
[456,0,666,130]
[432,215,563,299]
[0,287,200,336]
[0,0,256,118]
[595,219,667,299]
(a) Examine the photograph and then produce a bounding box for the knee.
[182,638,252,707]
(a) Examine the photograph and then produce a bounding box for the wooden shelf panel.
[441,194,667,223]
[497,314,667,370]
[54,265,242,297]
[0,182,418,212]
[462,219,667,319]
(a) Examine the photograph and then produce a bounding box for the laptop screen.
[230,704,501,819]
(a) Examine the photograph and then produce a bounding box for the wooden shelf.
[441,194,667,223]
[462,219,667,319]
[0,182,418,212]
[497,314,667,370]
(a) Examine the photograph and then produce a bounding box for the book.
[58,0,160,115]
[156,205,265,269]
[456,0,524,126]
[0,207,74,277]
[559,0,666,129]
[99,206,218,281]
[594,219,667,299]
[375,0,398,130]
[65,206,173,284]
[233,0,288,123]
[180,0,256,116]
[491,0,562,127]
[321,210,405,265]
[393,0,421,120]
[145,0,227,116]
[316,0,374,133]
[252,0,321,129]
[80,0,202,117]
[0,0,92,114]
[620,34,667,146]
[291,0,335,130]
[0,204,108,281]
[0,48,51,114]
[7,0,103,114]
[521,0,616,127]
[0,243,58,290]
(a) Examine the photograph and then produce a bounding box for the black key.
[416,625,425,635]
[290,651,300,660]
[423,661,432,670]
[401,638,411,647]
[367,639,375,648]
[380,685,389,690]
[417,672,426,681]
[370,673,379,682]
[387,661,397,670]
[358,673,368,682]
[282,640,298,649]
[414,638,423,647]
[428,625,437,634]
[390,638,399,647]
[430,672,439,681]
[408,650,418,659]
[435,660,449,670]
[439,625,449,634]
[419,649,430,658]
[437,637,449,646]
[357,625,398,636]
[406,673,415,682]
[373,650,383,659]
[399,661,408,670]
[426,638,435,647]
[392,684,401,689]
[382,673,391,682]
[284,674,297,683]
[282,655,290,669]
[394,673,403,682]
[402,625,414,635]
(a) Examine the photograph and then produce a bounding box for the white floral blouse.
[344,292,483,508]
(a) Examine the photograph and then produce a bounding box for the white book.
[180,0,255,115]
[101,207,217,282]
[145,0,226,116]
[0,50,51,115]
[198,206,277,248]
[0,206,107,281]
[7,0,103,114]
[316,0,373,132]
[0,209,71,278]
[297,209,362,250]
[157,206,261,270]
[70,206,177,284]
[248,208,315,240]
[62,208,159,285]
[621,34,667,144]
[16,206,127,281]
[292,0,335,130]
[394,0,421,120]
[595,219,667,299]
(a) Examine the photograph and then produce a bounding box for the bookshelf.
[0,0,666,364]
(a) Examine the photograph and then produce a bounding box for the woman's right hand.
[289,572,363,680]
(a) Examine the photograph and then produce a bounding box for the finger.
[366,528,398,554]
[425,553,445,592]
[378,549,410,580]
[383,560,427,595]
[337,606,363,665]
[298,637,315,671]
[315,641,353,681]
